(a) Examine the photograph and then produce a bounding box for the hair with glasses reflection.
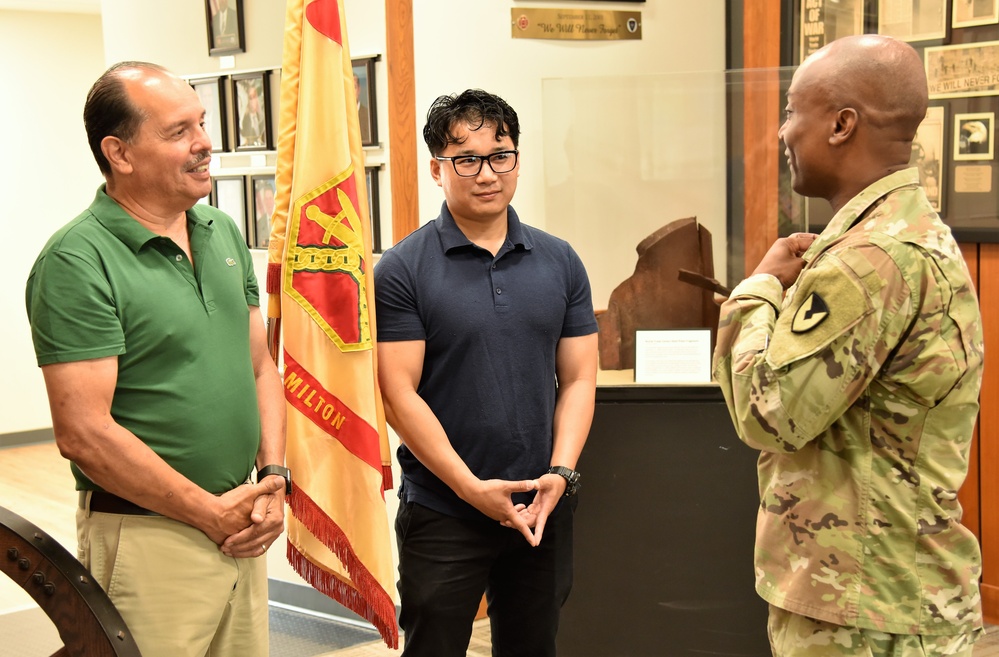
[423,89,520,157]
[84,61,169,176]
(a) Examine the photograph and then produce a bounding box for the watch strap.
[547,465,580,496]
[257,464,292,495]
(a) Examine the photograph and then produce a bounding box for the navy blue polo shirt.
[374,202,597,520]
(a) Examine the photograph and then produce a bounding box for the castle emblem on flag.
[284,168,371,352]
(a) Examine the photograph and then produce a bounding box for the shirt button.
[175,255,183,262]
[496,288,502,294]
[492,264,497,269]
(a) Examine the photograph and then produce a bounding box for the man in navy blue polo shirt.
[374,89,598,657]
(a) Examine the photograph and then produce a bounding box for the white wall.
[3,0,727,607]
[0,9,106,433]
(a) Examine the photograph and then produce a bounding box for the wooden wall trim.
[980,243,999,625]
[958,243,981,541]
[741,0,782,277]
[384,0,418,244]
[984,584,999,627]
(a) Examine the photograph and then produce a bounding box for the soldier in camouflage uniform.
[713,35,985,656]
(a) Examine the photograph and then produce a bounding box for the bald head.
[780,35,929,209]
[798,35,928,141]
[84,61,174,176]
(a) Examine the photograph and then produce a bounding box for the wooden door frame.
[384,0,419,243]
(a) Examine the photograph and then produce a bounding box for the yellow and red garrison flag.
[266,0,397,647]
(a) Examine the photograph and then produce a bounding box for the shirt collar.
[435,202,533,253]
[89,184,213,254]
[805,168,920,260]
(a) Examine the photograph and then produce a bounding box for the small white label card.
[634,329,712,384]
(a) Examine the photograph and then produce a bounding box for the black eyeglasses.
[435,150,519,177]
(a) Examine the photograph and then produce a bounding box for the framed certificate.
[634,330,712,384]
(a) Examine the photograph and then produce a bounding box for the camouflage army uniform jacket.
[713,168,984,635]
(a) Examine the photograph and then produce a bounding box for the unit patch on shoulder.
[791,292,829,333]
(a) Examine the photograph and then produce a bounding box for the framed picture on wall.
[365,166,382,253]
[878,0,948,42]
[954,112,995,160]
[250,174,277,249]
[926,41,999,99]
[799,0,864,62]
[204,0,245,56]
[352,56,379,147]
[909,105,946,212]
[952,0,999,28]
[232,71,272,151]
[212,175,249,244]
[190,77,228,152]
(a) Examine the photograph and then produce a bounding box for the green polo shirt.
[26,186,261,494]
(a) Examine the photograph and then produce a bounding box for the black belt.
[80,491,161,517]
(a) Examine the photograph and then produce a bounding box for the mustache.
[186,151,211,170]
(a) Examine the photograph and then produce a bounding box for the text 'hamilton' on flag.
[264,0,398,647]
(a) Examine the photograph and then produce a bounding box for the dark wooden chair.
[0,505,141,657]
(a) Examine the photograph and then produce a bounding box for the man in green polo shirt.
[25,61,287,657]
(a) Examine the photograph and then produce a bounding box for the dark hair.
[83,61,167,176]
[422,89,520,156]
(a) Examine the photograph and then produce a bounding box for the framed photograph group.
[784,0,999,240]
[186,68,279,154]
[205,175,275,250]
[204,0,245,56]
[187,57,386,249]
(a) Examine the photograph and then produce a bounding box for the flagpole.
[266,301,282,365]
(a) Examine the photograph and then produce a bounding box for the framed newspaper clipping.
[878,0,948,42]
[925,41,999,99]
[799,0,865,62]
[910,105,947,212]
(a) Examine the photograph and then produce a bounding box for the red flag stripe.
[283,349,385,485]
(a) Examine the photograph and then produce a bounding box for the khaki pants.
[767,606,981,657]
[77,496,269,657]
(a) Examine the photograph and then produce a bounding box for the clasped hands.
[204,477,286,558]
[466,474,566,547]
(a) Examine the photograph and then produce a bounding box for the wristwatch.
[257,464,293,495]
[547,466,581,496]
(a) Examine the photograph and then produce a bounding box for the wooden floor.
[2,441,998,656]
